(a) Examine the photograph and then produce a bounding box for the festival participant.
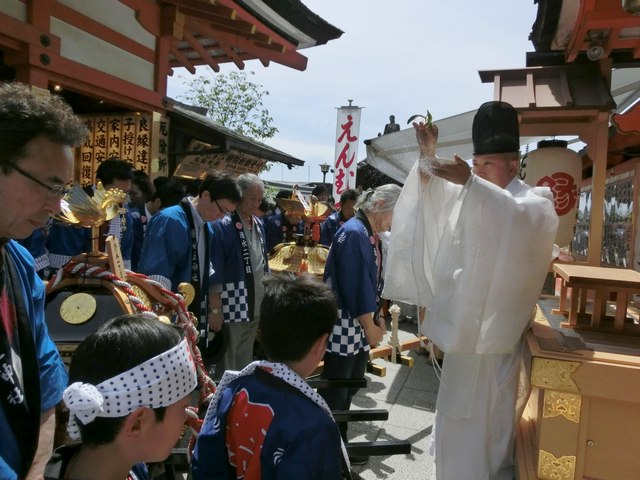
[311,184,330,202]
[192,273,348,480]
[208,174,269,377]
[128,170,155,271]
[319,189,359,246]
[384,101,558,479]
[148,178,187,215]
[46,314,197,480]
[0,82,86,479]
[255,197,274,220]
[318,183,401,464]
[47,158,135,270]
[138,172,240,293]
[264,191,305,251]
[137,172,240,356]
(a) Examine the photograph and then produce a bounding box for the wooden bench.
[307,377,412,460]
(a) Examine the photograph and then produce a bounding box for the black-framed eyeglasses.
[214,199,232,215]
[10,162,71,198]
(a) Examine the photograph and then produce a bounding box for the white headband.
[63,338,197,439]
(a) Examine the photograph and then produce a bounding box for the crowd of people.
[0,80,560,480]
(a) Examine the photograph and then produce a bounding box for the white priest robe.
[384,161,558,480]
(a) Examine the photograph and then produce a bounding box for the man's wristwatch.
[210,307,221,314]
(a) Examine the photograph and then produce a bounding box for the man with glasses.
[0,82,87,480]
[138,172,241,357]
[208,173,269,378]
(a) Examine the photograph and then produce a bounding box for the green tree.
[179,71,278,141]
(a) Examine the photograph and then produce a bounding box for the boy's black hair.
[258,197,274,214]
[96,158,134,187]
[68,314,184,447]
[199,171,241,203]
[152,175,171,191]
[153,178,186,209]
[275,189,292,199]
[311,184,329,197]
[259,273,337,362]
[340,188,359,205]
[179,177,202,197]
[132,170,154,202]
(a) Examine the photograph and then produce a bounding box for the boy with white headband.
[192,273,349,479]
[45,314,197,480]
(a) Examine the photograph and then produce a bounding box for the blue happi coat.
[192,367,343,480]
[319,211,348,247]
[323,214,381,356]
[47,213,133,270]
[264,212,304,251]
[137,203,213,292]
[0,242,67,479]
[210,215,268,323]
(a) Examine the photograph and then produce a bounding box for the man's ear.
[200,190,210,201]
[122,407,153,439]
[153,197,162,210]
[509,158,519,176]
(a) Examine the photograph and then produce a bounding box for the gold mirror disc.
[60,293,97,325]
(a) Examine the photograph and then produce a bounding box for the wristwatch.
[210,307,222,314]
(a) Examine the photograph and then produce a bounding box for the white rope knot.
[63,382,104,439]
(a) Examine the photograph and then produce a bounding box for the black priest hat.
[472,101,520,155]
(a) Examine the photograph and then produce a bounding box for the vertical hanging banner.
[135,114,151,172]
[333,102,362,207]
[94,116,108,166]
[150,112,170,175]
[107,116,122,159]
[121,115,137,163]
[79,118,95,186]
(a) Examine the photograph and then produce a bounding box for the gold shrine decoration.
[57,182,127,255]
[531,358,581,393]
[268,242,329,276]
[538,449,576,480]
[79,113,170,185]
[542,391,582,423]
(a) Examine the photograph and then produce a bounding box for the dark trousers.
[318,349,368,440]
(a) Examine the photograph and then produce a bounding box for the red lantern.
[522,140,582,248]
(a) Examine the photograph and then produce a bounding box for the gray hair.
[355,184,402,214]
[237,173,264,196]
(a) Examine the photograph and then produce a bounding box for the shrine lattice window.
[572,172,634,268]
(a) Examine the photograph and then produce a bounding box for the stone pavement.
[348,320,439,480]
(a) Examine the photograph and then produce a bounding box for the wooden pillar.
[586,111,611,266]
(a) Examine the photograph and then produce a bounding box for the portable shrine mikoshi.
[267,188,331,275]
[267,237,329,276]
[44,183,215,453]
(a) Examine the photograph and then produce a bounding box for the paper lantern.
[522,140,581,247]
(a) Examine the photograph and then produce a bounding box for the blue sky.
[167,1,539,183]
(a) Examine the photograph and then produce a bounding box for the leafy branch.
[407,110,433,126]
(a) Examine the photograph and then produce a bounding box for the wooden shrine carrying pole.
[369,304,429,368]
